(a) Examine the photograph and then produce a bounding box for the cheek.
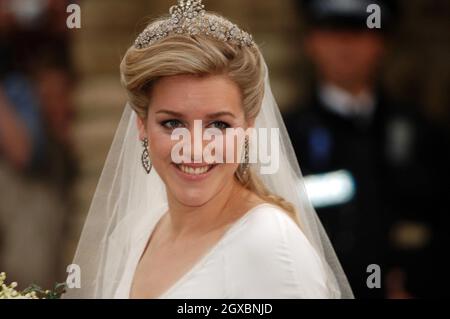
[223,163,240,176]
[147,127,173,162]
[222,138,240,163]
[358,45,383,66]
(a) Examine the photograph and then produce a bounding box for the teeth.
[178,164,211,175]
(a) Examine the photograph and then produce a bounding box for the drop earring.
[242,135,250,176]
[141,137,152,174]
[236,135,249,183]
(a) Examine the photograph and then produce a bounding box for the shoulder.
[238,203,302,247]
[225,203,331,298]
[238,204,322,267]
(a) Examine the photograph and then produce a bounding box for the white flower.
[0,272,38,299]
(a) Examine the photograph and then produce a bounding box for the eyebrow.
[155,110,236,119]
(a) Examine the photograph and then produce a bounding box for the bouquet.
[0,272,66,299]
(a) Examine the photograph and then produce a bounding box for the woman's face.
[137,74,253,207]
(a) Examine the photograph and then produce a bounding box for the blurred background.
[0,0,448,298]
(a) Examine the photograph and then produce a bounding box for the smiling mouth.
[175,164,216,176]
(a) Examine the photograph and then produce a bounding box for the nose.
[191,131,204,163]
[179,123,210,163]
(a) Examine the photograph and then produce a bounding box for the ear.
[304,31,318,59]
[246,117,256,129]
[374,36,387,60]
[136,116,147,141]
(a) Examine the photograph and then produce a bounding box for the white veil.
[64,56,354,298]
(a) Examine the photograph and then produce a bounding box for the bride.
[64,0,353,299]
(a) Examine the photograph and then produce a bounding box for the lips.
[174,163,217,179]
[177,164,213,175]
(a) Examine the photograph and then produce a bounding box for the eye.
[208,121,230,130]
[161,119,184,130]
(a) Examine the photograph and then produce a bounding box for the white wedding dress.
[113,203,331,299]
[65,67,353,299]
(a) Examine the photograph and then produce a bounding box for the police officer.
[285,0,449,298]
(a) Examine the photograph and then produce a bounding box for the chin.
[177,194,211,207]
[165,183,215,206]
[161,163,235,207]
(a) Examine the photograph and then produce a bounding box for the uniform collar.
[318,83,376,119]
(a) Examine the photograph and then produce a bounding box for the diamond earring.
[241,135,250,175]
[141,138,152,174]
[236,135,249,183]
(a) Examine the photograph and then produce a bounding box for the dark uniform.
[285,89,449,298]
[287,0,450,298]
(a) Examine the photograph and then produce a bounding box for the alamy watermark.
[63,4,383,31]
[367,4,382,29]
[169,120,280,175]
[66,263,81,289]
[366,264,381,289]
[66,4,81,29]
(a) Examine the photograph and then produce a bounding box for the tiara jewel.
[134,0,255,49]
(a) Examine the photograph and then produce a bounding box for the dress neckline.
[129,202,276,299]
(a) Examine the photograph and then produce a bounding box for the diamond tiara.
[134,0,255,49]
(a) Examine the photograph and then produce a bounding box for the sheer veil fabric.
[63,57,354,298]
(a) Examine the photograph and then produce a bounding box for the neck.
[323,79,374,97]
[166,178,248,240]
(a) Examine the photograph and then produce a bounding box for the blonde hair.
[120,15,300,226]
